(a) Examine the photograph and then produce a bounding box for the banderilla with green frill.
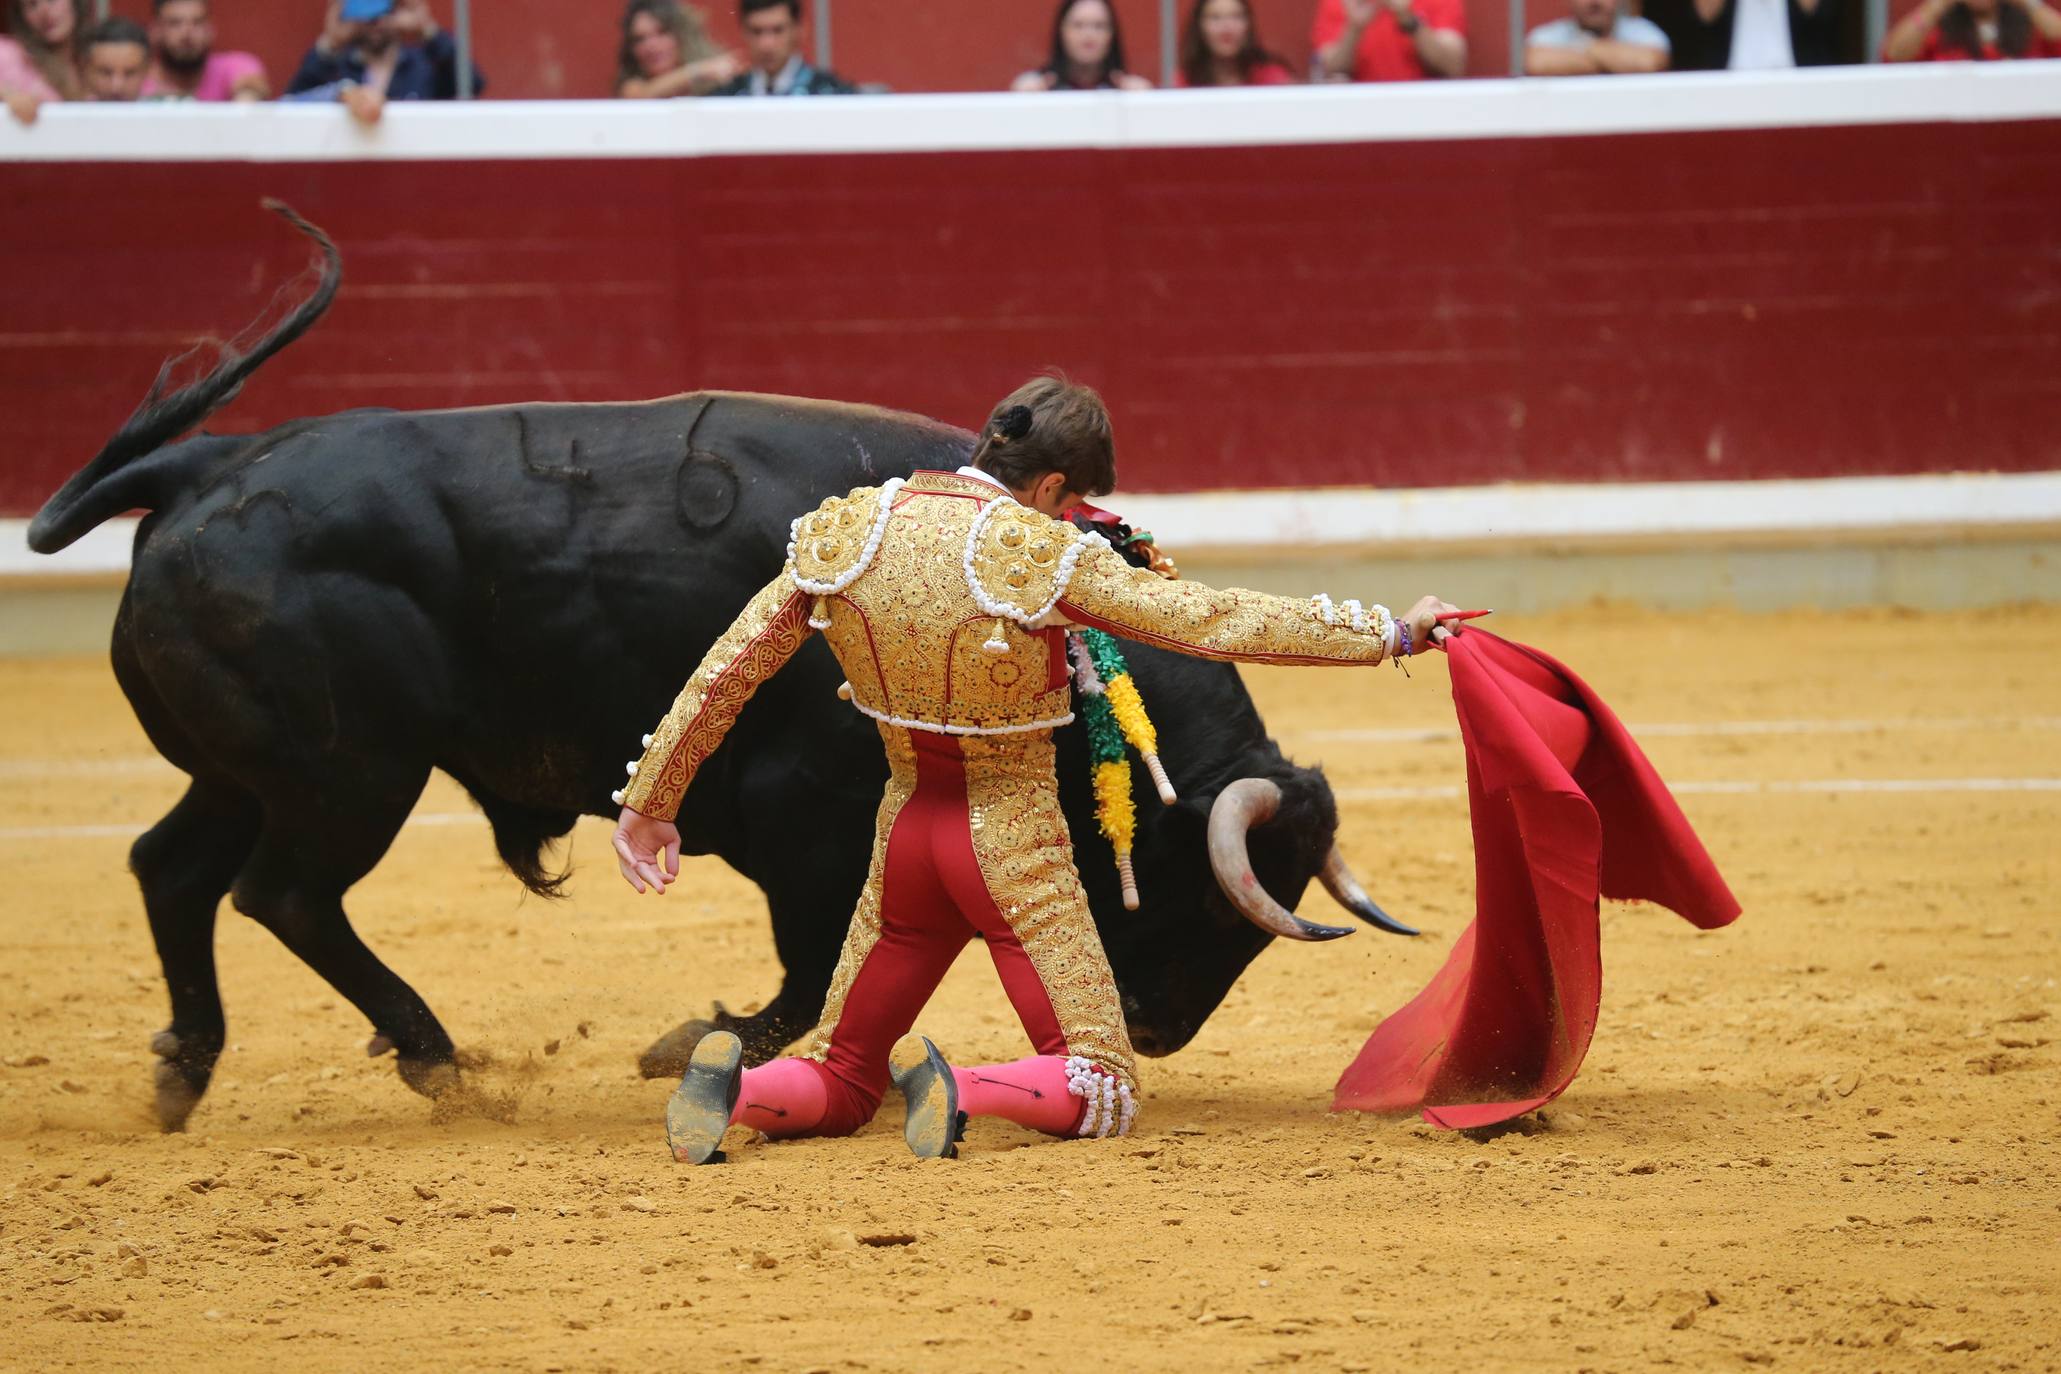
[1066,627,1179,910]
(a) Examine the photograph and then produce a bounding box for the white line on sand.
[1293,716,2061,745]
[1335,778,2061,802]
[7,716,2057,781]
[2,779,2056,842]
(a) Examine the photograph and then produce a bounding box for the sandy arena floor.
[1,606,2056,1373]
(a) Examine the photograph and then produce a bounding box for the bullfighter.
[611,375,1459,1161]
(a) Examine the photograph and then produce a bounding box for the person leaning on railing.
[1883,0,2061,59]
[1176,0,1297,85]
[1012,0,1154,91]
[2,0,85,125]
[81,16,148,101]
[707,0,855,96]
[141,0,269,102]
[615,0,742,98]
[1311,0,1467,81]
[1525,0,1671,73]
[284,0,486,125]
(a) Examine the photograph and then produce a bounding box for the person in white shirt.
[1642,0,1842,68]
[1526,0,1671,72]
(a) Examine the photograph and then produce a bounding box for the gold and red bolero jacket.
[618,470,1399,821]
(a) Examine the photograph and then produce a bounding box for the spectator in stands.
[2,0,84,123]
[1883,0,2061,59]
[1312,0,1467,80]
[142,0,268,101]
[617,0,741,97]
[1525,0,1671,72]
[1643,0,1842,67]
[1013,0,1153,91]
[1178,0,1296,84]
[286,0,485,124]
[82,15,148,100]
[710,0,855,95]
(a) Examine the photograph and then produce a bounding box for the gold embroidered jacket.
[619,470,1396,821]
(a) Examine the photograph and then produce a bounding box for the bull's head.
[1061,646,1413,1058]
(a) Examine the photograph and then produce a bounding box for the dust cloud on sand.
[1,607,2055,1371]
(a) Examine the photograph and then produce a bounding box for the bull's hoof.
[396,1055,460,1099]
[152,1062,207,1132]
[641,1006,793,1080]
[639,1018,716,1081]
[149,1029,218,1132]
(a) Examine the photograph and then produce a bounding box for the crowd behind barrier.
[3,0,2055,126]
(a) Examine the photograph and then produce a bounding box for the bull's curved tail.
[25,200,341,555]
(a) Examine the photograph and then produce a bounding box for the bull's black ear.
[995,405,1034,441]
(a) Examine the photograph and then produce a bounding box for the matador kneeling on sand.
[611,376,1459,1161]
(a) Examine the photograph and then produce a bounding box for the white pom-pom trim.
[624,760,638,777]
[964,501,1105,631]
[847,699,1074,736]
[641,733,654,748]
[1065,1055,1136,1139]
[1311,594,1398,658]
[610,788,625,806]
[789,478,905,597]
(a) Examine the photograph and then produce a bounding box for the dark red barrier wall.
[5,117,2058,514]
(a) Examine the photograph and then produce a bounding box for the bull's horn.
[1320,846,1419,937]
[1207,779,1354,942]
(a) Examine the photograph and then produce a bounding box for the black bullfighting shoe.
[665,1031,743,1165]
[889,1034,967,1160]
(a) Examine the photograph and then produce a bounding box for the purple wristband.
[1397,619,1412,660]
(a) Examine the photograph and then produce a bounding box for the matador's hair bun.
[972,375,1116,499]
[991,405,1034,444]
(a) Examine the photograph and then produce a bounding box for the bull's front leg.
[636,864,856,1077]
[637,970,834,1077]
[638,709,879,1079]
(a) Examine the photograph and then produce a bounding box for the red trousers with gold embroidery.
[732,726,1137,1139]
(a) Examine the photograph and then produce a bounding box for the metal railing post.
[1161,0,1177,86]
[816,0,833,71]
[1509,0,1526,74]
[1864,0,1887,60]
[455,0,474,99]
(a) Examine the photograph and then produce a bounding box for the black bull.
[28,208,1409,1131]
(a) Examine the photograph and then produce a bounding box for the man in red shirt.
[1313,0,1469,79]
[1883,0,2061,59]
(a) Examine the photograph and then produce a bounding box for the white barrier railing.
[0,64,2054,164]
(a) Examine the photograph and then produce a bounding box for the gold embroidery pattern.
[960,730,1137,1093]
[1057,539,1394,667]
[821,473,1075,733]
[790,483,896,592]
[800,726,1136,1096]
[966,500,1087,627]
[622,576,811,822]
[802,725,918,1063]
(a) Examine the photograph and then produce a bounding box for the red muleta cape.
[1332,629,1741,1130]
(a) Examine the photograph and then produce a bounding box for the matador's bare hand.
[613,807,681,895]
[1404,595,1463,648]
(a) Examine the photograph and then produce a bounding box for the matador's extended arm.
[1054,537,1397,667]
[618,572,811,822]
